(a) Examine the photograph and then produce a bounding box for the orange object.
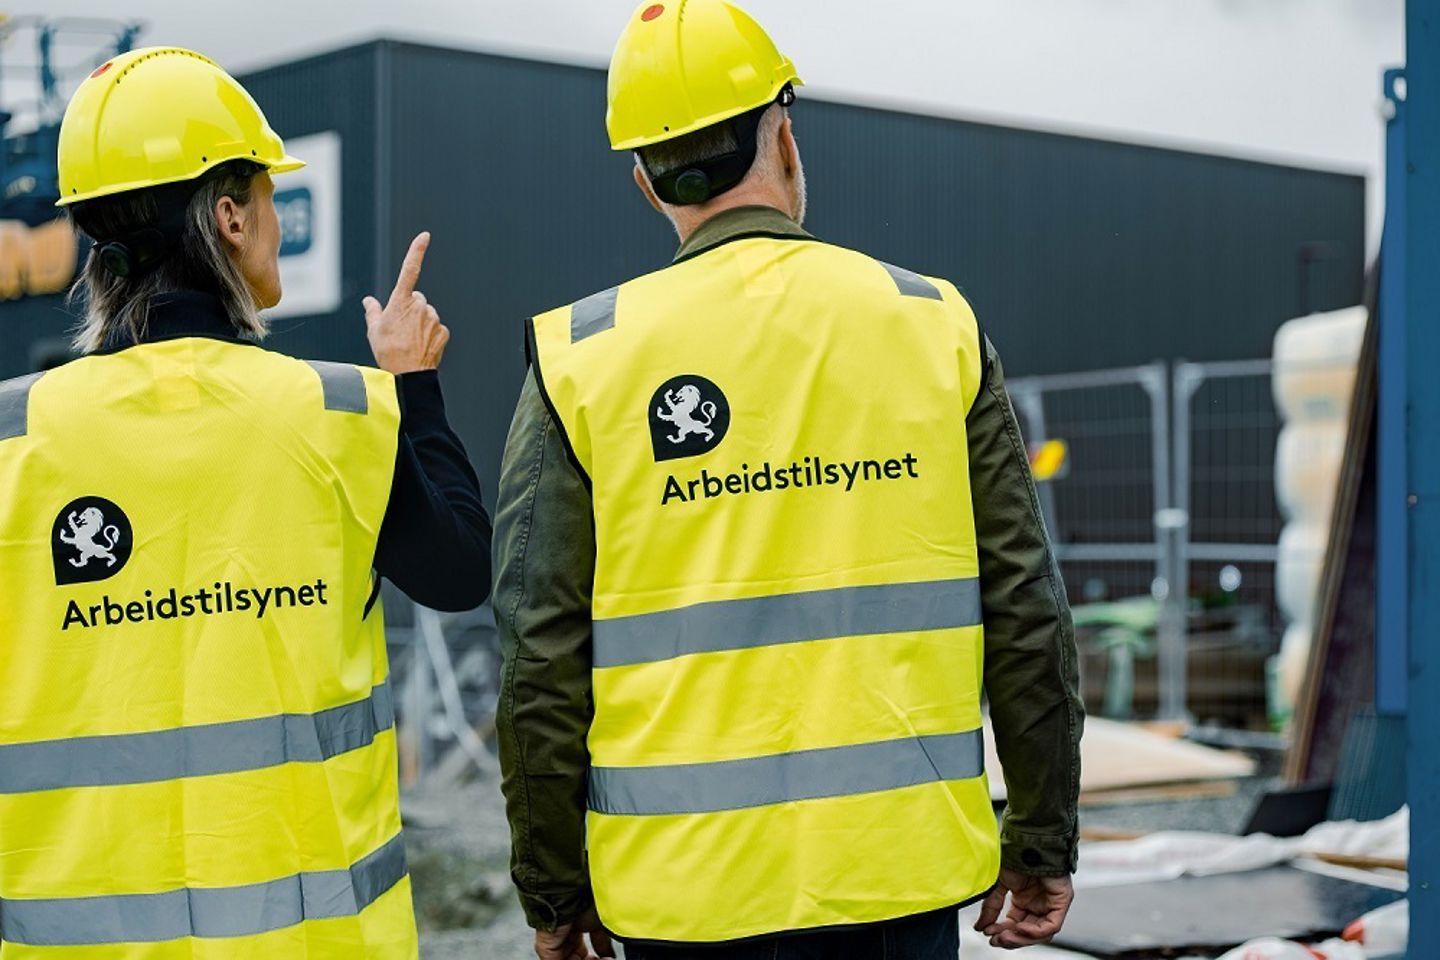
[1029,439,1069,482]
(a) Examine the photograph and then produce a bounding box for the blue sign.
[274,187,314,257]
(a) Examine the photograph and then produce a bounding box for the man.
[494,3,1083,957]
[0,48,489,956]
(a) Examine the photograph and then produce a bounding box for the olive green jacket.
[493,207,1084,932]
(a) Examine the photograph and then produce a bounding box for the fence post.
[1142,362,1189,721]
[1171,363,1207,723]
[1010,388,1060,535]
[401,622,433,787]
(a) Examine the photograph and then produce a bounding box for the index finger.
[387,232,431,308]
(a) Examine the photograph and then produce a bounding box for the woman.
[0,47,489,957]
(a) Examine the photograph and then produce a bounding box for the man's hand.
[363,231,451,374]
[974,868,1074,949]
[534,909,614,960]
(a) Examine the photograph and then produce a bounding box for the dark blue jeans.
[622,908,959,960]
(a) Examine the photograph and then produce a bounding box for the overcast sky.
[7,0,1406,246]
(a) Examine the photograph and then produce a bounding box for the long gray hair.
[66,160,267,353]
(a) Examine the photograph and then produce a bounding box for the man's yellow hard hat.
[606,0,802,151]
[56,47,303,207]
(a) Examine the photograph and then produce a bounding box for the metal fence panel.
[1011,359,1283,727]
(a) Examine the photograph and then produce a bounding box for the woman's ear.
[214,194,249,253]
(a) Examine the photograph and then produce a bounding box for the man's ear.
[633,162,665,214]
[778,115,798,178]
[214,194,248,253]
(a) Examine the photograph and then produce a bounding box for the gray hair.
[66,161,267,354]
[637,103,787,188]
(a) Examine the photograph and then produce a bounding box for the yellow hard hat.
[607,0,802,151]
[56,47,303,207]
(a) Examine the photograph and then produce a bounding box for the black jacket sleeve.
[373,370,492,611]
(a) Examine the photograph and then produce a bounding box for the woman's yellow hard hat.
[606,0,802,151]
[56,47,304,207]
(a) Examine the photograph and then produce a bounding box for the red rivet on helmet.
[642,4,665,21]
[89,61,114,79]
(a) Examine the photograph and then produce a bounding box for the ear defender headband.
[644,83,796,207]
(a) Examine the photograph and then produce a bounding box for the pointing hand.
[363,232,451,374]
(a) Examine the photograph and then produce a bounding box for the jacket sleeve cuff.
[513,880,594,932]
[395,369,444,428]
[1000,826,1078,876]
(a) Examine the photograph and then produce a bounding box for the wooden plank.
[988,716,1254,801]
[1078,780,1237,808]
[1285,288,1380,785]
[1308,852,1408,872]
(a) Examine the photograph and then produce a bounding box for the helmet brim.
[266,154,306,175]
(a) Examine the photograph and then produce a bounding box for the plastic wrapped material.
[1276,522,1328,624]
[1216,937,1366,959]
[1270,306,1365,726]
[1342,900,1407,956]
[1272,306,1367,423]
[1276,421,1347,522]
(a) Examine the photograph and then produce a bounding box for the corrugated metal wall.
[0,40,1365,506]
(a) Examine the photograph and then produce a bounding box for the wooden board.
[1285,281,1380,785]
[986,716,1254,801]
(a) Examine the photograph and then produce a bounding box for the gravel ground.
[404,750,1284,959]
[403,776,534,960]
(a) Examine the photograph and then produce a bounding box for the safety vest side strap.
[526,313,594,488]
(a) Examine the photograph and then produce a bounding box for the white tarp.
[1074,807,1408,891]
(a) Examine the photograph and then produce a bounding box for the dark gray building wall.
[381,44,674,507]
[803,103,1364,374]
[237,45,384,366]
[0,40,1365,508]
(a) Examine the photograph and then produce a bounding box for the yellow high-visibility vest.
[0,337,417,958]
[530,234,1000,942]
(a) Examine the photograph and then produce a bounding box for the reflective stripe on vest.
[0,833,406,946]
[0,371,43,441]
[589,728,983,816]
[593,577,981,668]
[0,340,415,956]
[0,680,393,793]
[307,360,370,413]
[530,237,998,942]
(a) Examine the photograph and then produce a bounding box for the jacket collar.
[96,290,254,355]
[673,205,814,264]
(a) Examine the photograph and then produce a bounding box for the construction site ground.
[404,751,1277,959]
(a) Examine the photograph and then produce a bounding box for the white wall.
[10,0,1404,248]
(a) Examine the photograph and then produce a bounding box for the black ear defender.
[645,83,797,207]
[673,169,713,205]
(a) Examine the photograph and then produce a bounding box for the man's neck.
[672,204,811,264]
[672,189,793,244]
